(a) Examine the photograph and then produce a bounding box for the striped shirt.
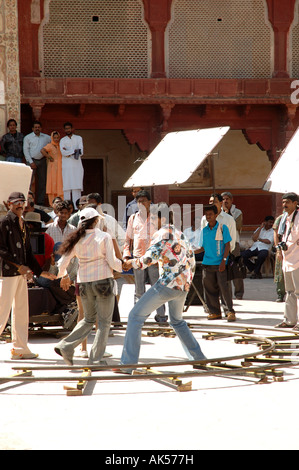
[57,228,122,283]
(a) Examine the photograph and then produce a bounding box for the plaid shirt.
[46,219,76,244]
[58,228,122,283]
[123,211,157,259]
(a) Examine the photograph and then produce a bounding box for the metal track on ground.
[2,322,299,392]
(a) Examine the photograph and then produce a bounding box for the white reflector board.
[124,127,230,187]
[0,161,32,205]
[263,127,299,194]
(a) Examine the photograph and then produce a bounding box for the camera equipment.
[30,231,45,255]
[277,241,288,251]
[74,149,81,160]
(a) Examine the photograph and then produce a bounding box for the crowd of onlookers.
[1,120,299,364]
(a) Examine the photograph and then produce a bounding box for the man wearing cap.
[275,193,299,329]
[0,192,56,359]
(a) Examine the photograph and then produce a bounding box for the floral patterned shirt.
[132,225,195,292]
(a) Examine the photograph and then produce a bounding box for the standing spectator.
[201,193,236,317]
[54,207,123,365]
[41,131,64,204]
[47,196,63,222]
[23,121,51,205]
[275,193,299,329]
[24,190,52,226]
[123,190,167,322]
[273,212,287,302]
[0,191,55,359]
[68,195,88,227]
[198,205,235,322]
[0,119,24,163]
[221,191,244,299]
[60,122,84,208]
[184,215,202,258]
[46,200,76,244]
[87,192,127,326]
[122,187,142,230]
[241,216,274,279]
[201,193,236,251]
[87,192,125,252]
[120,203,206,373]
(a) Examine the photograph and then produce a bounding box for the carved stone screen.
[166,0,273,79]
[41,0,150,78]
[290,0,299,78]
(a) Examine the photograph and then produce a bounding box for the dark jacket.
[0,211,42,277]
[0,132,24,160]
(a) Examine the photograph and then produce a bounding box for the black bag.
[227,254,247,281]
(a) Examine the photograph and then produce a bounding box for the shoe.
[154,314,168,323]
[235,295,243,300]
[54,346,73,366]
[275,322,295,329]
[276,297,284,303]
[62,302,79,330]
[80,350,88,358]
[11,349,38,360]
[104,351,113,358]
[227,312,236,322]
[112,367,132,375]
[250,272,262,279]
[293,325,299,331]
[207,313,222,320]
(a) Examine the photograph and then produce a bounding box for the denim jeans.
[56,278,115,363]
[6,156,22,163]
[133,264,165,318]
[121,281,206,367]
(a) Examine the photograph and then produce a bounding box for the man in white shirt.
[241,216,274,279]
[275,193,299,329]
[87,193,126,251]
[60,122,84,208]
[221,191,244,299]
[23,121,51,205]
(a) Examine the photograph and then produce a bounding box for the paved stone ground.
[1,277,299,451]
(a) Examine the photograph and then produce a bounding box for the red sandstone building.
[6,1,299,226]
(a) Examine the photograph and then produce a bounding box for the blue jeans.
[6,156,22,163]
[121,281,206,366]
[56,278,115,363]
[133,264,166,318]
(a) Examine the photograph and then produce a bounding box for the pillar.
[0,0,21,136]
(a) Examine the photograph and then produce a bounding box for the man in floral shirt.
[119,203,206,372]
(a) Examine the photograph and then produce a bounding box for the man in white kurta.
[60,122,84,208]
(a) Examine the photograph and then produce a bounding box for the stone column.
[0,0,20,137]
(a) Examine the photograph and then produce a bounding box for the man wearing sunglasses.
[0,192,55,359]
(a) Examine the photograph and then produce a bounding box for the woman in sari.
[41,131,64,204]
